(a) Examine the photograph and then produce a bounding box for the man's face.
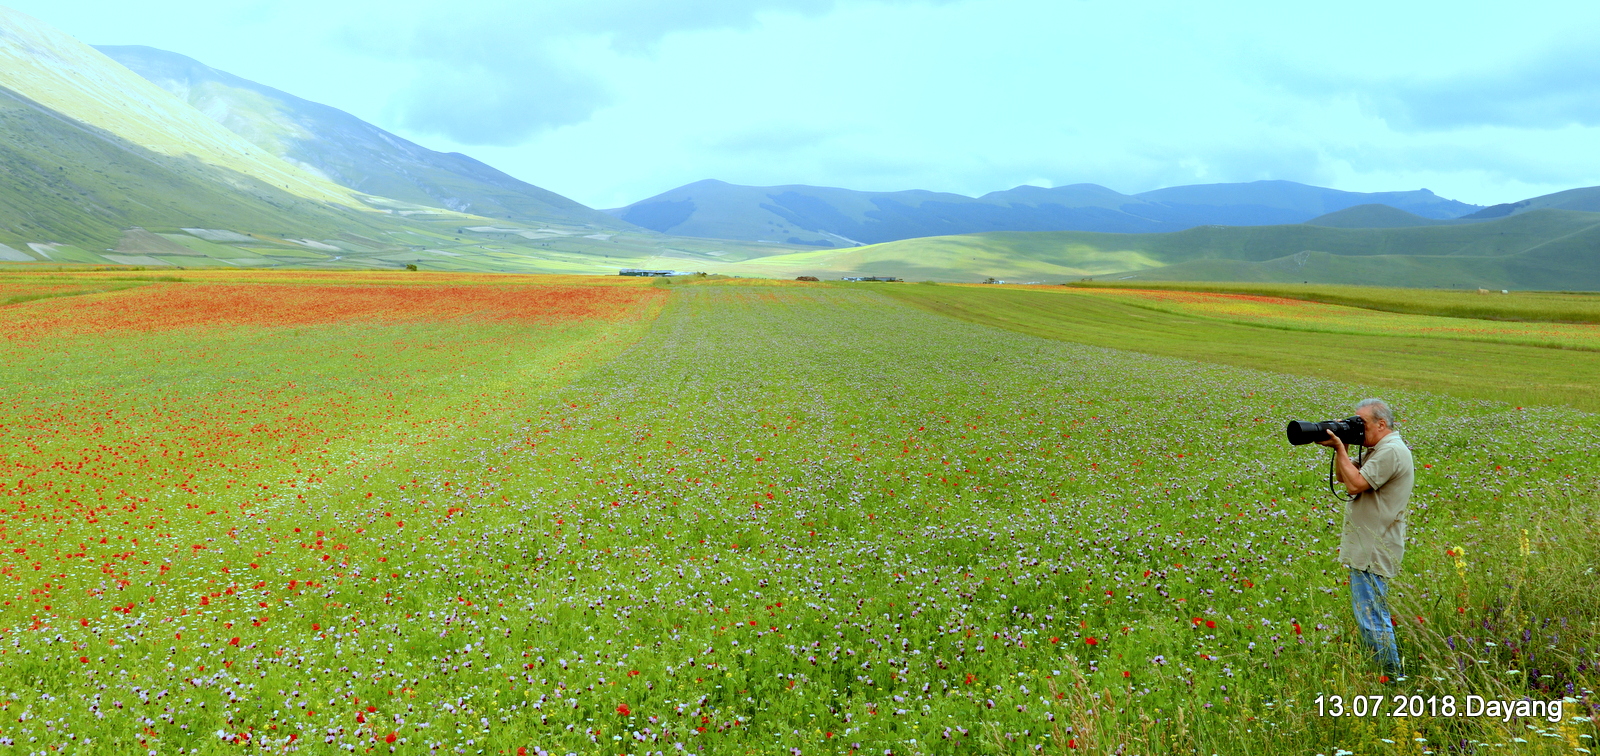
[1357,407,1387,446]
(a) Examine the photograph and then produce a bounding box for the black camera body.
[1286,416,1366,447]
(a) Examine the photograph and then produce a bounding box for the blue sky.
[15,0,1600,209]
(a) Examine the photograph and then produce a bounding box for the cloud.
[343,0,953,146]
[1273,41,1600,132]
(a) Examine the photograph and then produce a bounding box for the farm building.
[840,276,902,282]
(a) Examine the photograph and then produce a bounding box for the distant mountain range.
[697,206,1600,289]
[606,179,1483,246]
[3,5,1598,288]
[97,45,625,230]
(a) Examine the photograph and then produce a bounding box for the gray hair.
[1356,398,1394,427]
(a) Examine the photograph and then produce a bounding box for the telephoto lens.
[1285,416,1366,446]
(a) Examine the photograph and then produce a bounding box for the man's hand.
[1323,431,1372,495]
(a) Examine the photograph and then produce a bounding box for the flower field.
[0,276,1595,755]
[1040,287,1600,351]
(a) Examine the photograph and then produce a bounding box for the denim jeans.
[1350,568,1402,675]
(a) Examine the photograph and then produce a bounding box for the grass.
[1063,281,1600,324]
[882,284,1600,412]
[1042,287,1600,351]
[0,275,1594,754]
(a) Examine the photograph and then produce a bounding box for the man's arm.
[1321,431,1371,495]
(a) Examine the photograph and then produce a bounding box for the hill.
[0,83,398,252]
[606,179,1483,246]
[1134,180,1477,222]
[1463,185,1600,219]
[98,45,626,230]
[0,9,762,271]
[1304,204,1452,228]
[0,7,365,210]
[693,208,1600,289]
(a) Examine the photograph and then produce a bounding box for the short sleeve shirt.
[1338,432,1414,578]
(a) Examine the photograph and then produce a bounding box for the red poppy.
[1085,637,1098,646]
[1205,620,1215,629]
[385,733,397,744]
[617,704,632,716]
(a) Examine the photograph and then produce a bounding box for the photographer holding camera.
[1318,398,1415,679]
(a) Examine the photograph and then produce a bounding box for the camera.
[1286,416,1366,446]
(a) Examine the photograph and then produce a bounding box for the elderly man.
[1321,398,1414,678]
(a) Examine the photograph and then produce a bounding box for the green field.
[1061,281,1600,324]
[883,284,1600,412]
[0,274,1595,754]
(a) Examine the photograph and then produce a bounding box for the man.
[1320,398,1414,678]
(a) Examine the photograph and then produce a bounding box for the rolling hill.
[606,179,1482,246]
[98,45,626,230]
[0,7,366,210]
[688,208,1600,289]
[0,8,717,271]
[1304,204,1451,228]
[1463,185,1600,220]
[0,82,396,253]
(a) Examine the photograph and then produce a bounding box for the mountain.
[689,208,1600,289]
[0,81,392,252]
[97,45,625,230]
[0,7,364,210]
[607,179,1484,246]
[1305,204,1449,229]
[1133,181,1478,222]
[1462,186,1600,220]
[0,8,671,271]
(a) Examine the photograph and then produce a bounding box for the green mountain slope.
[98,45,627,230]
[0,84,389,250]
[0,79,801,271]
[1464,185,1600,220]
[0,6,366,210]
[607,179,1483,245]
[698,209,1600,288]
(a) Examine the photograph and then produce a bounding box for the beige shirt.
[1338,432,1414,578]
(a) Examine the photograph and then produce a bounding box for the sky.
[13,0,1600,209]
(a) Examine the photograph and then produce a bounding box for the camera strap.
[1328,445,1366,502]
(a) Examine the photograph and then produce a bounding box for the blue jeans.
[1350,568,1402,675]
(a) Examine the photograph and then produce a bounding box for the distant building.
[840,276,902,282]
